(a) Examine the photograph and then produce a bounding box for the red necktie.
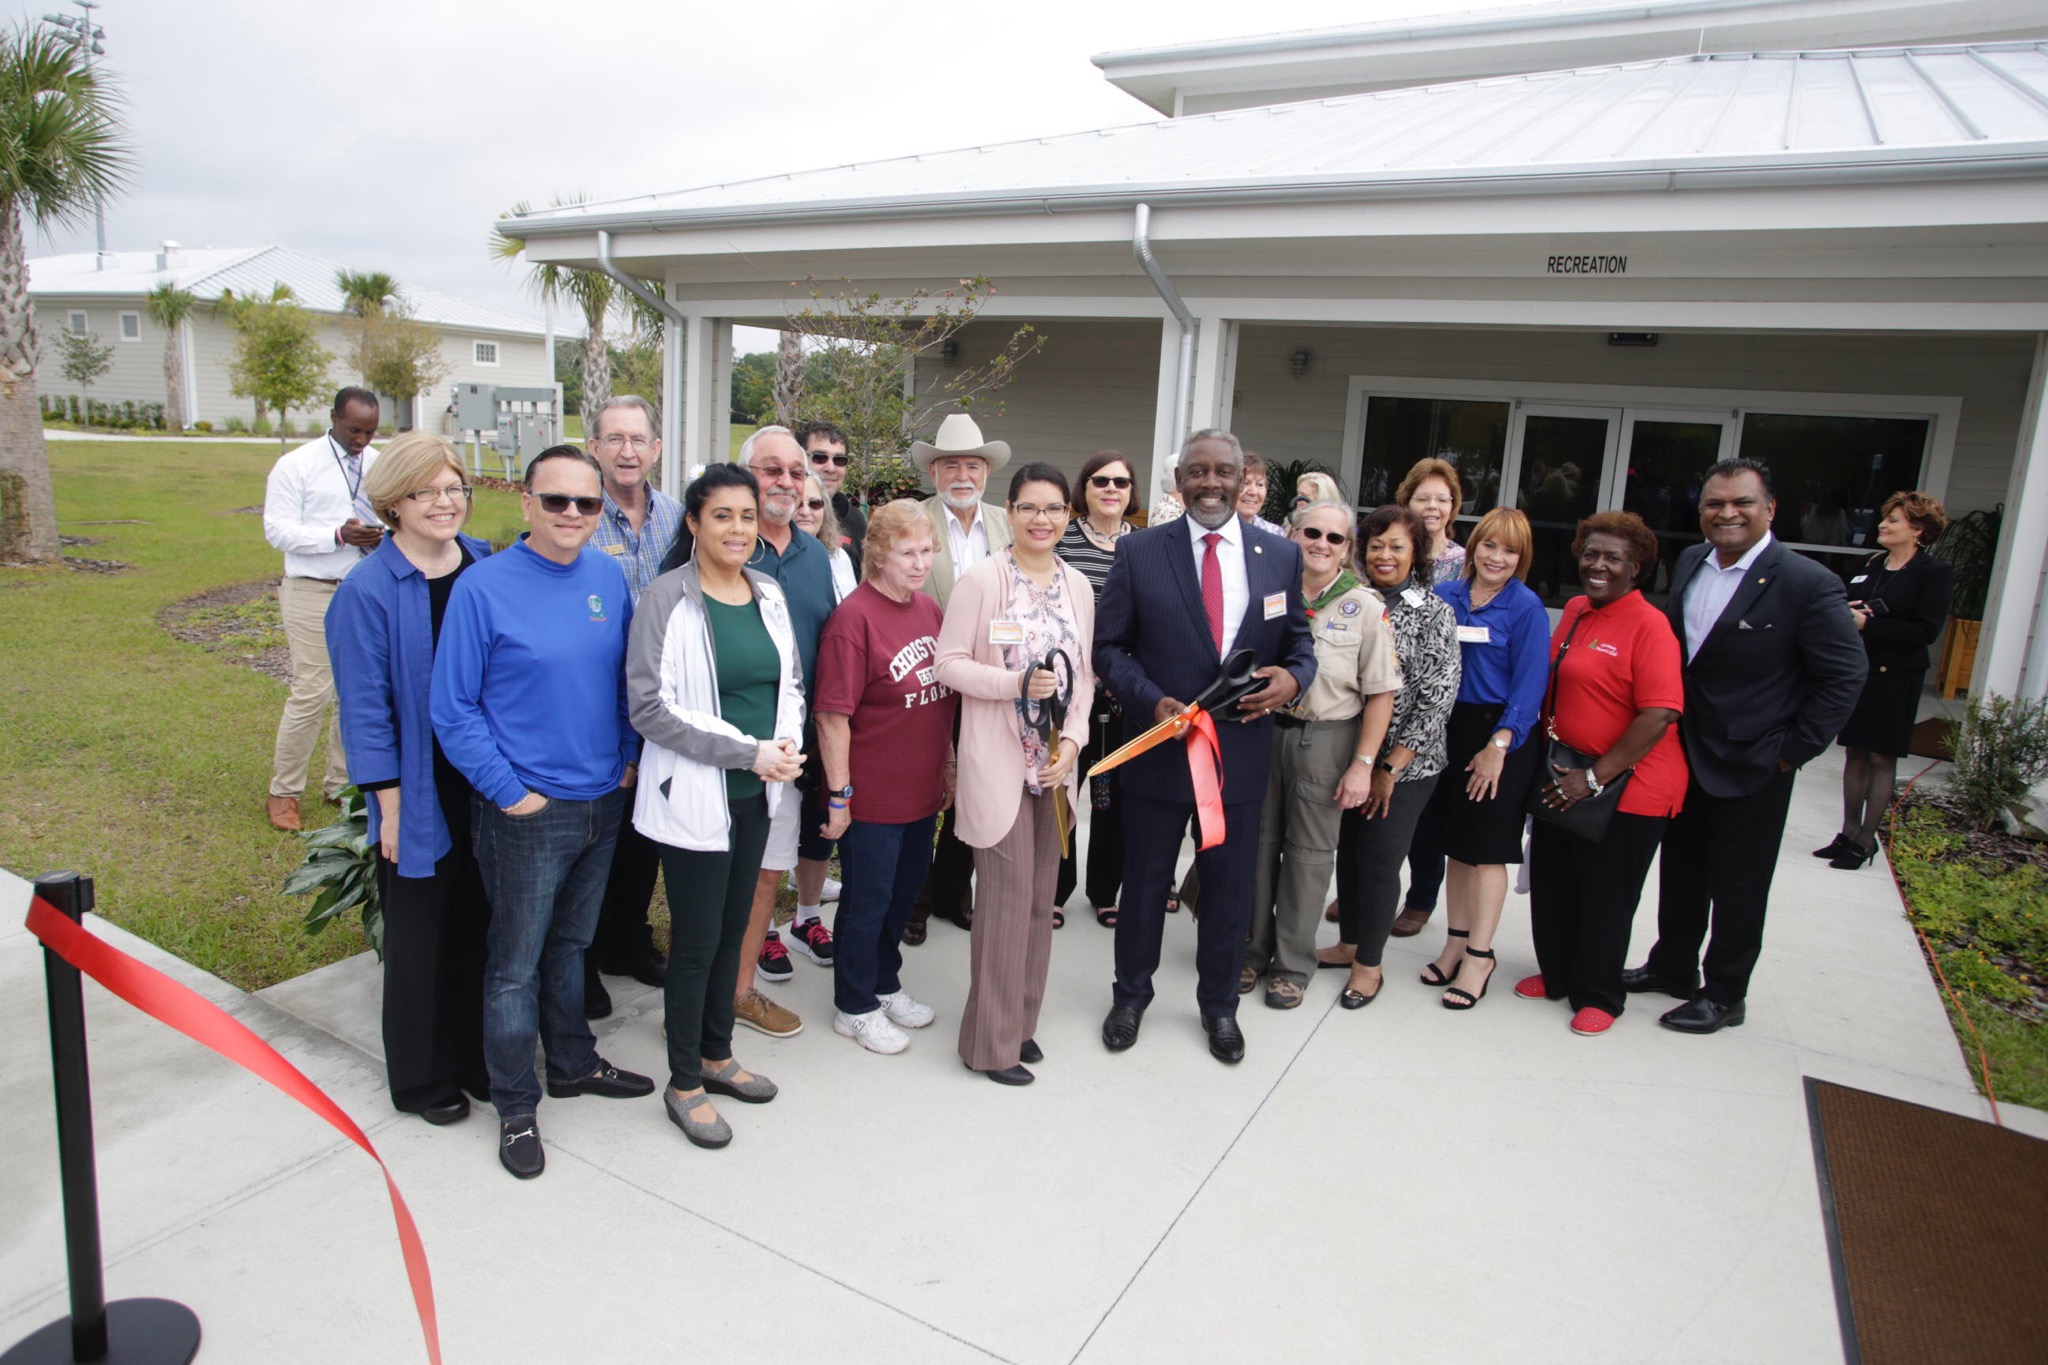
[1201,531,1224,653]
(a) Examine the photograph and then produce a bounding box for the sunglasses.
[809,451,850,467]
[534,493,602,516]
[802,498,827,511]
[1089,475,1132,490]
[1298,526,1349,547]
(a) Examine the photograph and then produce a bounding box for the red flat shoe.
[1513,974,1548,1000]
[1570,1007,1616,1036]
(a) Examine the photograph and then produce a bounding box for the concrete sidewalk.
[4,745,2040,1364]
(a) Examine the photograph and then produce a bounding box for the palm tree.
[335,269,397,318]
[0,24,129,563]
[144,281,196,432]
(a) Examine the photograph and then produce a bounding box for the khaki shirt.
[1287,582,1403,722]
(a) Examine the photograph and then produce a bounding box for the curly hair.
[1570,511,1659,587]
[1879,490,1948,547]
[1357,503,1434,587]
[1394,457,1462,513]
[862,498,934,582]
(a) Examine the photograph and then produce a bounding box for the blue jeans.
[474,788,625,1118]
[833,814,937,1016]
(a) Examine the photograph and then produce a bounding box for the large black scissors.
[1020,648,1077,856]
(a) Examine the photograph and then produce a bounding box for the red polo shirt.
[1547,590,1688,818]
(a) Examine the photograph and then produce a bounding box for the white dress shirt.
[943,501,993,575]
[263,432,381,580]
[1682,530,1773,662]
[1187,512,1251,657]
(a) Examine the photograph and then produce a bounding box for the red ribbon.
[25,897,441,1365]
[1187,709,1227,850]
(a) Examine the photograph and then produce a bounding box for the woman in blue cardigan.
[329,432,494,1125]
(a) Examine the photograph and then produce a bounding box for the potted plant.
[1934,503,2001,698]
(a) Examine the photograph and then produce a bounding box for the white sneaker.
[876,989,935,1029]
[821,875,842,902]
[834,1008,908,1054]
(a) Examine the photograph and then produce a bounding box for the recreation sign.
[1546,253,1629,275]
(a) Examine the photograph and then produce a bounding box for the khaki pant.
[1247,718,1355,986]
[271,576,349,800]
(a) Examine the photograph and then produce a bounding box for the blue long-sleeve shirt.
[431,539,639,807]
[1436,575,1551,750]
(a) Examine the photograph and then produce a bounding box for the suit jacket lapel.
[1666,544,1703,650]
[1163,518,1218,659]
[1700,541,1781,654]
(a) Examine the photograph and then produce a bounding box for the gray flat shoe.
[701,1058,778,1104]
[665,1088,732,1149]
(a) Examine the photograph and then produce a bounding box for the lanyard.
[328,434,377,527]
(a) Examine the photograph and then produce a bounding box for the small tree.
[344,298,450,429]
[785,277,1043,494]
[56,326,112,412]
[334,268,397,380]
[221,284,334,451]
[143,280,196,431]
[1946,693,2048,832]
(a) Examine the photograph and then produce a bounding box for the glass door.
[1505,405,1618,605]
[1619,411,1734,599]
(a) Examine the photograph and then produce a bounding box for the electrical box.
[450,383,566,479]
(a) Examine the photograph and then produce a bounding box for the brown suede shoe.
[1389,906,1432,938]
[266,794,302,832]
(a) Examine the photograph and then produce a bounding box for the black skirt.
[1838,662,1924,757]
[1425,700,1543,866]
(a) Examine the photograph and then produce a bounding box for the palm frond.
[0,25,133,229]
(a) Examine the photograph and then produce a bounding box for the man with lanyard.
[582,395,685,1016]
[799,418,863,568]
[261,386,383,832]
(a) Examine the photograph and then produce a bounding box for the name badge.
[1263,592,1286,620]
[1402,587,1425,607]
[988,620,1025,646]
[1849,574,1868,584]
[601,544,625,555]
[1456,625,1491,645]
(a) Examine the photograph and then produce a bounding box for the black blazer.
[1094,517,1317,806]
[1666,538,1868,799]
[1843,550,1955,672]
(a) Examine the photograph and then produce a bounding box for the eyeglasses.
[1089,475,1132,490]
[1011,503,1069,521]
[403,483,472,504]
[534,493,602,516]
[750,462,803,483]
[809,451,850,468]
[802,498,826,511]
[594,434,652,452]
[1298,526,1349,547]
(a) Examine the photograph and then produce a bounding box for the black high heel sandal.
[1420,928,1469,987]
[1441,947,1496,1011]
[1828,838,1878,870]
[1812,834,1854,859]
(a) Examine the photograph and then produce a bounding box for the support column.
[1983,333,2048,697]
[1187,313,1236,438]
[680,313,717,482]
[1148,318,1180,512]
[660,312,684,498]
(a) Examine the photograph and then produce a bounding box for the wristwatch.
[1491,735,1511,750]
[1376,759,1398,775]
[828,784,853,801]
[1583,771,1605,797]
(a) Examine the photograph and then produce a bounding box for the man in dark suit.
[1094,430,1317,1062]
[1626,458,1867,1033]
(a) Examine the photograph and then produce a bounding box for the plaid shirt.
[590,486,683,603]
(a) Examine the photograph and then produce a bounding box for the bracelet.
[827,798,849,809]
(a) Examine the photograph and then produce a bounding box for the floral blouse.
[995,550,1083,795]
[1379,573,1461,783]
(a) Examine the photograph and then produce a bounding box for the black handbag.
[1523,612,1631,842]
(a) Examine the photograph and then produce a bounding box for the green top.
[704,594,780,801]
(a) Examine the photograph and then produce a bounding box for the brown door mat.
[1907,717,1954,762]
[1804,1078,2048,1365]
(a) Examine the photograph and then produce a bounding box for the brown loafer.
[1389,906,1432,938]
[1324,898,1340,923]
[265,794,302,832]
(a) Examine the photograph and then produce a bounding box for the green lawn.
[0,440,526,989]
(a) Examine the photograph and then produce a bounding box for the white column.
[660,313,684,497]
[1148,318,1180,508]
[1187,313,1235,437]
[680,313,717,483]
[712,319,734,466]
[1983,333,2048,697]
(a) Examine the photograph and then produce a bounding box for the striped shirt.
[1057,518,1129,599]
[590,486,684,603]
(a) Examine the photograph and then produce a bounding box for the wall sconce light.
[940,340,960,367]
[1289,348,1312,378]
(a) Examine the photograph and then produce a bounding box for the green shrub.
[192,419,213,433]
[1948,693,2048,831]
[1937,948,2032,1004]
[252,416,273,436]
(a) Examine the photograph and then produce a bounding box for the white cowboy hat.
[909,413,1011,473]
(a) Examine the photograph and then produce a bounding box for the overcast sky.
[23,0,1459,352]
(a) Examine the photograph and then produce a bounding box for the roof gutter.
[596,228,683,328]
[1133,203,1195,458]
[595,230,688,491]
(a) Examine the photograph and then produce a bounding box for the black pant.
[1403,798,1448,913]
[377,838,490,1113]
[1529,812,1668,1016]
[1117,790,1260,1017]
[1649,769,1797,1005]
[659,793,770,1091]
[1056,707,1126,912]
[1335,774,1439,967]
[913,805,975,923]
[591,815,661,969]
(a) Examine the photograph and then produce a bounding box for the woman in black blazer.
[1819,491,1954,869]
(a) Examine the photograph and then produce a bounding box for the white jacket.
[628,561,806,851]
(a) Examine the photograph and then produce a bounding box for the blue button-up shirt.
[590,486,683,604]
[1436,574,1551,750]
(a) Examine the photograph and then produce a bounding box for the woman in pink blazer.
[935,462,1097,1085]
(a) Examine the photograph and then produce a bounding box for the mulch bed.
[157,579,291,682]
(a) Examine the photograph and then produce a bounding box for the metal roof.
[511,41,2048,235]
[27,245,546,336]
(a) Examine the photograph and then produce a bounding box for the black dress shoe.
[979,1063,1035,1086]
[546,1059,655,1099]
[935,905,975,932]
[1102,1004,1143,1051]
[1660,996,1746,1034]
[600,946,668,987]
[1202,1014,1245,1064]
[584,967,613,1020]
[1620,964,1699,999]
[901,916,928,947]
[499,1117,544,1179]
[419,1095,469,1126]
[1019,1038,1043,1064]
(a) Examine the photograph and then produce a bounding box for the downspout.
[1133,203,1195,457]
[595,229,688,492]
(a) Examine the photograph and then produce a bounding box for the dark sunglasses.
[803,498,827,511]
[1298,526,1349,547]
[809,451,850,467]
[534,493,602,516]
[1089,475,1132,490]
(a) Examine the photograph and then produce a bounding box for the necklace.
[1080,518,1126,550]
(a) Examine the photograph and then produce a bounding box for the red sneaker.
[1513,974,1548,1000]
[1570,1007,1616,1036]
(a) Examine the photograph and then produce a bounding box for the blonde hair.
[862,499,933,582]
[803,472,844,555]
[362,432,469,529]
[1462,507,1533,581]
[1294,472,1345,506]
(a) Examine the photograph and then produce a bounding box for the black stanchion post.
[2,872,200,1365]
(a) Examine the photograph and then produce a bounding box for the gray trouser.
[1247,718,1355,986]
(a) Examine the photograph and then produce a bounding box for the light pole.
[41,2,108,270]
